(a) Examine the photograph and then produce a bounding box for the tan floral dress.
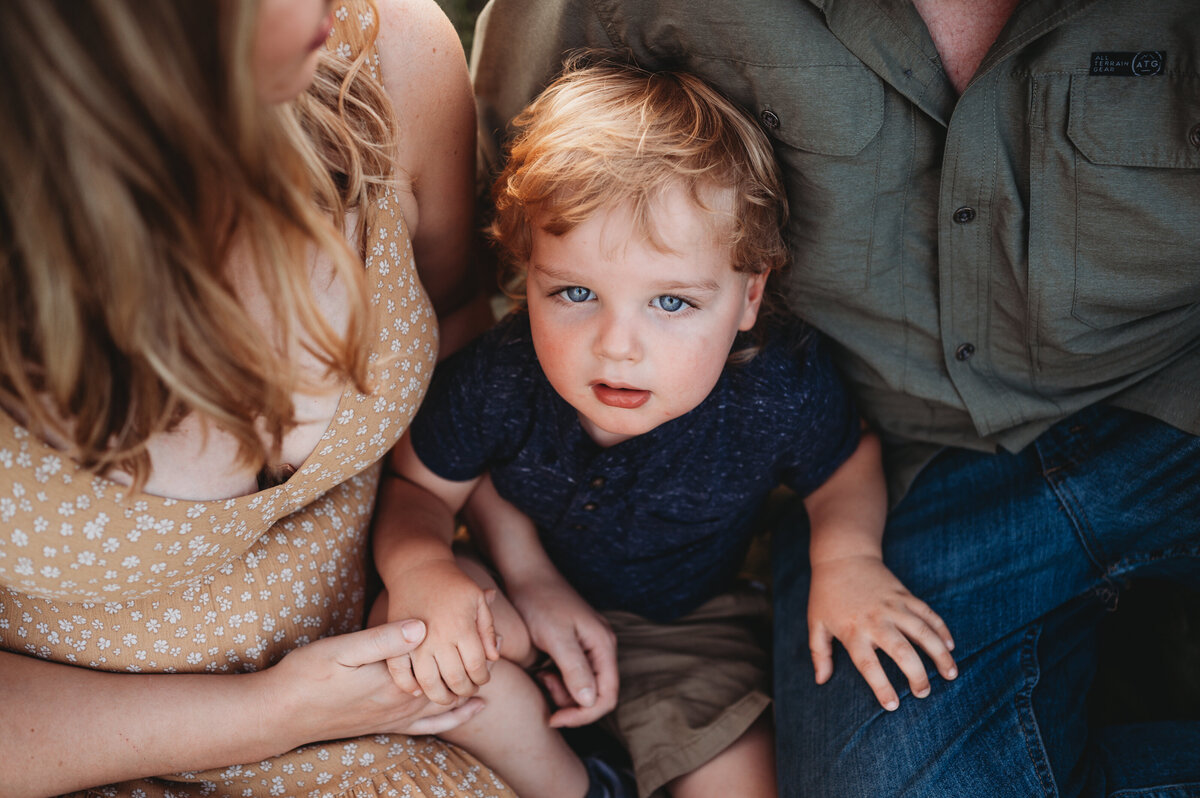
[0,6,516,797]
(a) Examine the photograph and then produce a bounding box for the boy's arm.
[374,433,499,704]
[463,475,619,728]
[803,429,957,710]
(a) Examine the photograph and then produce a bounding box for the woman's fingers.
[403,697,486,736]
[335,620,426,668]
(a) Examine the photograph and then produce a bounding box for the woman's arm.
[0,620,479,798]
[375,0,488,357]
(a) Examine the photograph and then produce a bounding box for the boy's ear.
[738,271,769,331]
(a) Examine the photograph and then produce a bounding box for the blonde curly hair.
[490,54,789,303]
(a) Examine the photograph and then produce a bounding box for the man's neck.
[912,0,1022,93]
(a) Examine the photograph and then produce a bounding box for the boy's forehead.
[534,183,737,257]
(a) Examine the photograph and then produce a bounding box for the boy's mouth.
[592,383,650,409]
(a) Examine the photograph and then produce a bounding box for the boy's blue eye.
[560,286,594,303]
[652,295,689,312]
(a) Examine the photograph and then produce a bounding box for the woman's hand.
[267,619,486,747]
[507,573,619,728]
[807,554,957,711]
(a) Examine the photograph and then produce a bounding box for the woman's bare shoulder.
[373,0,471,114]
[373,0,473,184]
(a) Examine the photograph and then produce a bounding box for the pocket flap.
[752,64,884,156]
[1068,74,1200,169]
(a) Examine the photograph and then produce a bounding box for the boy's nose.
[593,311,641,362]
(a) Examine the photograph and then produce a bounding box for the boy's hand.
[808,555,957,711]
[508,575,618,727]
[385,559,499,705]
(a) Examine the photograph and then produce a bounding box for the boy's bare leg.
[441,658,590,798]
[666,714,777,798]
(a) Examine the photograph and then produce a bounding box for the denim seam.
[1035,441,1118,596]
[1105,543,1200,582]
[1015,622,1059,797]
[1110,781,1200,797]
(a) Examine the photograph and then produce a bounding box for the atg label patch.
[1090,51,1165,76]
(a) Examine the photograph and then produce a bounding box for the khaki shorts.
[600,586,773,798]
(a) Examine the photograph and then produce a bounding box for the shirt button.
[582,502,598,511]
[955,343,976,361]
[589,476,606,489]
[1189,123,1200,149]
[953,207,976,224]
[760,109,781,129]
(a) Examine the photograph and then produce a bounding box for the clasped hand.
[506,572,619,727]
[268,619,485,746]
[383,558,501,705]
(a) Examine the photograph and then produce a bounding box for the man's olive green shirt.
[471,0,1200,501]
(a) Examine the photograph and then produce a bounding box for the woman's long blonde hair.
[0,0,396,487]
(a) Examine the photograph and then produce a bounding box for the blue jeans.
[773,406,1200,797]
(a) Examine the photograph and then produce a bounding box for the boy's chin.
[577,412,657,448]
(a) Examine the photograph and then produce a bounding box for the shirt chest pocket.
[1029,73,1200,374]
[737,63,886,295]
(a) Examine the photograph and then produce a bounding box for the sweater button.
[760,109,781,129]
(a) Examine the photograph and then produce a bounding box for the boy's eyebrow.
[531,261,723,294]
[528,261,579,283]
[653,279,723,294]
